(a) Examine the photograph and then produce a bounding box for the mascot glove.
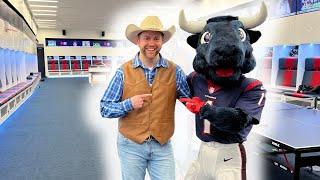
[179,97,205,114]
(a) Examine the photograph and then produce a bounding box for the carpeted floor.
[0,78,105,180]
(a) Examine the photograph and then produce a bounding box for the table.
[253,101,320,180]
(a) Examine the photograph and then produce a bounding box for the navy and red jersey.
[187,72,266,144]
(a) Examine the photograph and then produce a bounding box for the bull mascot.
[179,2,267,180]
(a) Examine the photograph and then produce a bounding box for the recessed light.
[36,19,56,21]
[30,5,57,8]
[34,13,57,16]
[37,22,57,25]
[28,0,58,2]
[32,9,57,12]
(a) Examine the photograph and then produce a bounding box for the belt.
[145,135,157,142]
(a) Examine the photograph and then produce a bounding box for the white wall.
[256,11,320,46]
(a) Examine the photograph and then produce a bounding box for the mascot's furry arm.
[199,104,252,134]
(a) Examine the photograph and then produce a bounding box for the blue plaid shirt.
[100,53,191,118]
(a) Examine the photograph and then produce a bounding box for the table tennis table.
[253,101,320,180]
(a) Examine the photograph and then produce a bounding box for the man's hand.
[130,94,152,109]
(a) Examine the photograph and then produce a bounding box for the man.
[100,16,190,180]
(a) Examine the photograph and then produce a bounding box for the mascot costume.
[179,2,268,180]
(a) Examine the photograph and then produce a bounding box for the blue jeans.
[117,133,175,180]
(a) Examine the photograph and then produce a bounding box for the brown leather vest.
[120,59,177,145]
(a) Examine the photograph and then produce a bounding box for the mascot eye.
[238,28,246,42]
[200,32,211,44]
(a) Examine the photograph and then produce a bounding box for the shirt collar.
[132,53,168,69]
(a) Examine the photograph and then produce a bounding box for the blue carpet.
[0,78,104,180]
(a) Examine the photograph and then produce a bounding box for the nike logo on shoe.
[223,158,233,162]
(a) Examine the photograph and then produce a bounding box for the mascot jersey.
[188,72,266,144]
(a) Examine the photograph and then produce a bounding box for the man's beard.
[141,47,160,60]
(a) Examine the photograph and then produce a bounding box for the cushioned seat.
[59,60,70,71]
[71,60,81,71]
[302,57,320,87]
[276,57,298,87]
[283,57,320,98]
[81,60,90,71]
[48,60,59,72]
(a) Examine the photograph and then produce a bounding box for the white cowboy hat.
[125,16,176,44]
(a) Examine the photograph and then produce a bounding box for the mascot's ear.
[247,30,261,44]
[187,34,200,49]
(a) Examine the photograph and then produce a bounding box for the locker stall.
[0,48,5,91]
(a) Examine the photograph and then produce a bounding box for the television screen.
[71,40,81,46]
[92,41,101,47]
[266,0,297,18]
[297,0,320,14]
[47,40,56,46]
[82,41,91,47]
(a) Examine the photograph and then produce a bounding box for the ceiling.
[25,0,208,32]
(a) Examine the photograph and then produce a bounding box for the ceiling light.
[38,24,56,26]
[33,13,57,16]
[39,26,57,29]
[28,0,58,2]
[39,25,56,27]
[36,19,56,21]
[37,22,57,25]
[32,9,57,12]
[30,5,57,8]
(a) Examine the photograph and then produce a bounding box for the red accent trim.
[207,80,221,93]
[291,92,306,98]
[239,144,247,180]
[281,149,294,173]
[244,80,261,92]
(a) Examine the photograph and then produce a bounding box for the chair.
[276,57,298,88]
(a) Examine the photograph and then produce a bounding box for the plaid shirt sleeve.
[100,68,133,118]
[176,65,191,99]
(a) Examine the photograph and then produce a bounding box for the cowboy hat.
[125,16,176,44]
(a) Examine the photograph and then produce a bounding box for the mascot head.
[179,2,267,86]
